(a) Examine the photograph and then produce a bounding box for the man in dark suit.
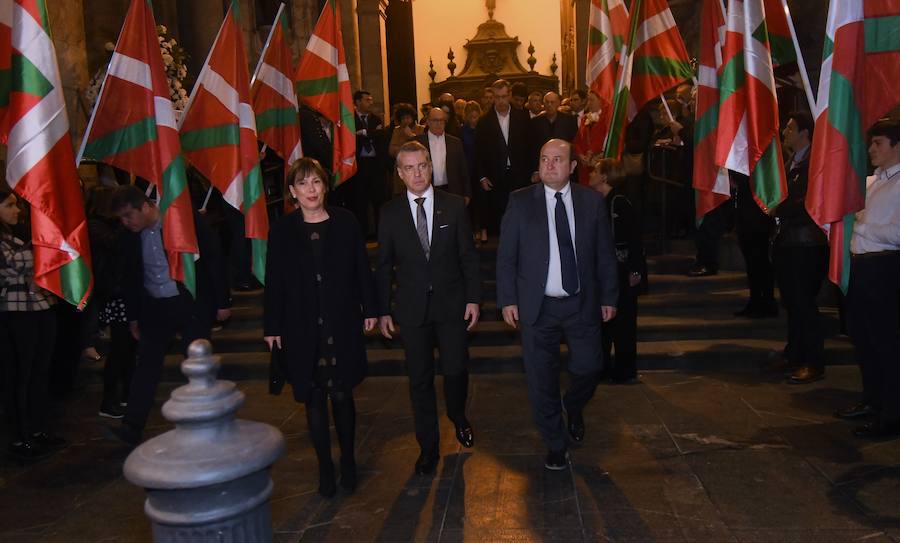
[338,90,384,235]
[107,185,231,445]
[496,139,618,470]
[376,141,481,475]
[416,108,471,202]
[529,91,579,175]
[475,79,531,230]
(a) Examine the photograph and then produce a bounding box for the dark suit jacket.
[774,155,826,247]
[300,105,333,175]
[120,212,230,324]
[496,183,619,326]
[263,207,377,399]
[354,111,383,160]
[416,132,471,199]
[375,190,480,326]
[528,112,579,172]
[474,107,531,192]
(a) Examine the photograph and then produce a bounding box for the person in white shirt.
[840,119,900,440]
[416,108,471,202]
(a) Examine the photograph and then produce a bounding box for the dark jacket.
[263,207,377,399]
[496,183,619,326]
[607,188,648,295]
[87,217,125,306]
[528,111,579,171]
[375,190,480,325]
[774,154,827,247]
[120,212,230,324]
[354,110,383,160]
[416,132,471,199]
[733,172,776,234]
[300,105,333,175]
[474,107,531,192]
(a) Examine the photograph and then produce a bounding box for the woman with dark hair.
[263,158,378,497]
[0,185,66,460]
[388,103,424,196]
[590,158,647,383]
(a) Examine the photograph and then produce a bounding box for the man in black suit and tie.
[529,91,579,176]
[338,90,383,234]
[496,139,619,470]
[416,108,471,203]
[475,79,531,230]
[376,141,481,475]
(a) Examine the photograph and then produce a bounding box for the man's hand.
[264,336,281,351]
[129,321,140,341]
[628,273,642,287]
[480,178,494,192]
[216,308,232,322]
[502,305,519,329]
[364,317,377,332]
[601,306,617,322]
[379,315,395,339]
[464,303,480,331]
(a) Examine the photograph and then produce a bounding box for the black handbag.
[268,345,287,395]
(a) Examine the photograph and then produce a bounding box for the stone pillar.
[82,0,129,74]
[560,0,577,96]
[152,0,180,40]
[355,0,388,114]
[178,0,224,85]
[575,0,589,91]
[290,0,322,63]
[340,0,362,93]
[48,0,90,143]
[238,0,262,71]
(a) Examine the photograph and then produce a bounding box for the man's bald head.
[426,107,447,135]
[543,92,561,117]
[538,139,576,189]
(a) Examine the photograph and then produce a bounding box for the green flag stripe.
[718,53,745,106]
[11,54,53,98]
[256,107,298,133]
[827,72,868,187]
[59,256,91,307]
[865,15,900,54]
[603,87,630,157]
[769,34,797,65]
[296,76,338,97]
[822,36,835,61]
[181,124,240,152]
[36,0,50,31]
[158,155,189,214]
[82,116,157,160]
[589,27,608,47]
[181,252,197,298]
[244,164,266,208]
[632,56,693,79]
[838,214,854,292]
[251,238,267,285]
[750,141,784,211]
[694,103,720,144]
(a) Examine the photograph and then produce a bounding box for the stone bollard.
[124,339,286,542]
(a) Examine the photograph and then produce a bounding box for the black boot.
[306,388,335,498]
[332,390,357,492]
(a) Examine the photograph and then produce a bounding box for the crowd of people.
[1,78,898,488]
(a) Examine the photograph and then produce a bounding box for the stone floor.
[2,366,899,542]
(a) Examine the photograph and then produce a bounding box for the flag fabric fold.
[586,0,629,116]
[79,0,198,296]
[180,0,268,284]
[294,0,356,186]
[806,0,900,290]
[1,0,92,308]
[693,0,731,221]
[714,0,787,214]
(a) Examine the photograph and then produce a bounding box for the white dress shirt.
[851,162,900,254]
[406,184,436,242]
[544,183,578,297]
[428,131,448,186]
[496,108,511,167]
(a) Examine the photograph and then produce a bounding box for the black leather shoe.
[544,449,569,471]
[567,412,585,443]
[30,432,67,451]
[8,440,51,461]
[455,424,474,448]
[414,452,439,475]
[340,457,357,493]
[687,265,717,277]
[834,403,876,420]
[318,462,336,498]
[853,421,900,441]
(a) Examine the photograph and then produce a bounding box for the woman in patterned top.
[0,184,67,461]
[263,158,378,498]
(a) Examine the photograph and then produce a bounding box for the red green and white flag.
[180,0,268,284]
[693,0,730,221]
[586,0,629,115]
[251,3,302,169]
[714,0,787,214]
[295,0,356,186]
[603,0,693,158]
[762,0,796,67]
[0,0,10,127]
[806,0,900,291]
[78,0,199,296]
[1,0,92,308]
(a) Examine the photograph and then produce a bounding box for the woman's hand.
[364,318,377,332]
[264,336,282,351]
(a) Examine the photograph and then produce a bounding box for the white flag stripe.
[743,0,776,94]
[634,10,675,52]
[154,96,178,130]
[724,114,750,175]
[713,168,731,196]
[200,68,241,120]
[287,140,303,165]
[258,63,299,107]
[307,34,338,69]
[12,4,59,89]
[698,65,718,88]
[338,63,350,83]
[222,171,244,209]
[6,93,68,187]
[108,52,153,91]
[239,103,257,131]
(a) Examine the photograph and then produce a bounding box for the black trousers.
[774,245,827,369]
[124,294,211,432]
[400,297,470,458]
[602,280,639,381]
[0,309,57,442]
[520,295,603,452]
[102,322,137,407]
[225,206,252,287]
[336,157,378,235]
[695,203,733,269]
[846,252,900,422]
[737,231,775,304]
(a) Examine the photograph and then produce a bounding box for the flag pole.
[660,94,675,123]
[251,2,285,87]
[779,0,816,114]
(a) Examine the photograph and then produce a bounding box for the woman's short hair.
[286,157,330,188]
[392,102,416,124]
[464,100,482,117]
[592,157,627,188]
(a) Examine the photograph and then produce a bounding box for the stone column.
[560,0,577,96]
[178,0,224,84]
[49,0,90,143]
[153,0,180,40]
[575,0,589,90]
[355,0,388,114]
[340,0,363,93]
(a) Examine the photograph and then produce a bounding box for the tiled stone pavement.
[2,367,899,542]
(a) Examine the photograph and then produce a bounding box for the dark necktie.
[361,114,373,153]
[415,197,430,260]
[555,192,578,295]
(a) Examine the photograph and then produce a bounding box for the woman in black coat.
[263,158,377,498]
